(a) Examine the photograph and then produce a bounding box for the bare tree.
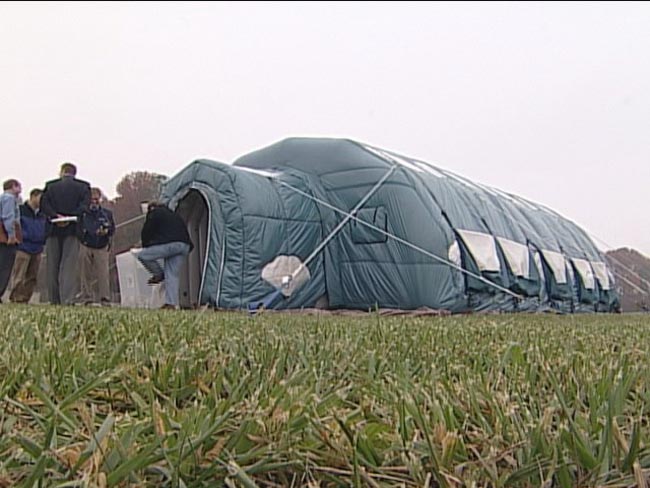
[108,171,168,254]
[107,171,167,302]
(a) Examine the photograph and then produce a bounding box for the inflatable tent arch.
[160,137,618,313]
[174,189,209,308]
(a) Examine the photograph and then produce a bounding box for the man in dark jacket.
[78,187,115,305]
[9,189,46,303]
[40,162,91,305]
[136,202,192,309]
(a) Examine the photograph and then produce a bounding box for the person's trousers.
[0,243,17,300]
[136,242,190,306]
[79,245,110,303]
[46,235,80,305]
[9,250,41,303]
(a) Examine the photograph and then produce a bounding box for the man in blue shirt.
[9,189,46,303]
[0,179,22,301]
[78,187,115,305]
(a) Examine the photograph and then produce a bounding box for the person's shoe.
[160,304,178,310]
[148,274,165,285]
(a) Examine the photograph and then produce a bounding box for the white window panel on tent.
[591,261,611,290]
[540,250,568,284]
[496,237,530,278]
[571,258,595,290]
[457,230,501,272]
[534,251,545,284]
[448,240,462,267]
[608,269,616,286]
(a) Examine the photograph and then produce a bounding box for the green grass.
[1,306,649,487]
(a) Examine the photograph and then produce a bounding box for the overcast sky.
[1,2,648,255]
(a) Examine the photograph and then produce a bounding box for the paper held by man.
[50,216,78,224]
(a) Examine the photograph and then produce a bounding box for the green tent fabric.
[161,137,618,313]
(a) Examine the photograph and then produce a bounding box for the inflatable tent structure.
[119,138,618,313]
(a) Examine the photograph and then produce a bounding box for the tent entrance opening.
[176,190,209,308]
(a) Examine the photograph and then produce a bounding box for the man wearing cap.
[40,163,91,305]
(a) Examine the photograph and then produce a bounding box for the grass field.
[1,306,649,487]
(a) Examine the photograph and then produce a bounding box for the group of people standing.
[0,163,115,306]
[1,162,194,309]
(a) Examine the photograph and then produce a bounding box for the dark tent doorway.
[175,190,209,308]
